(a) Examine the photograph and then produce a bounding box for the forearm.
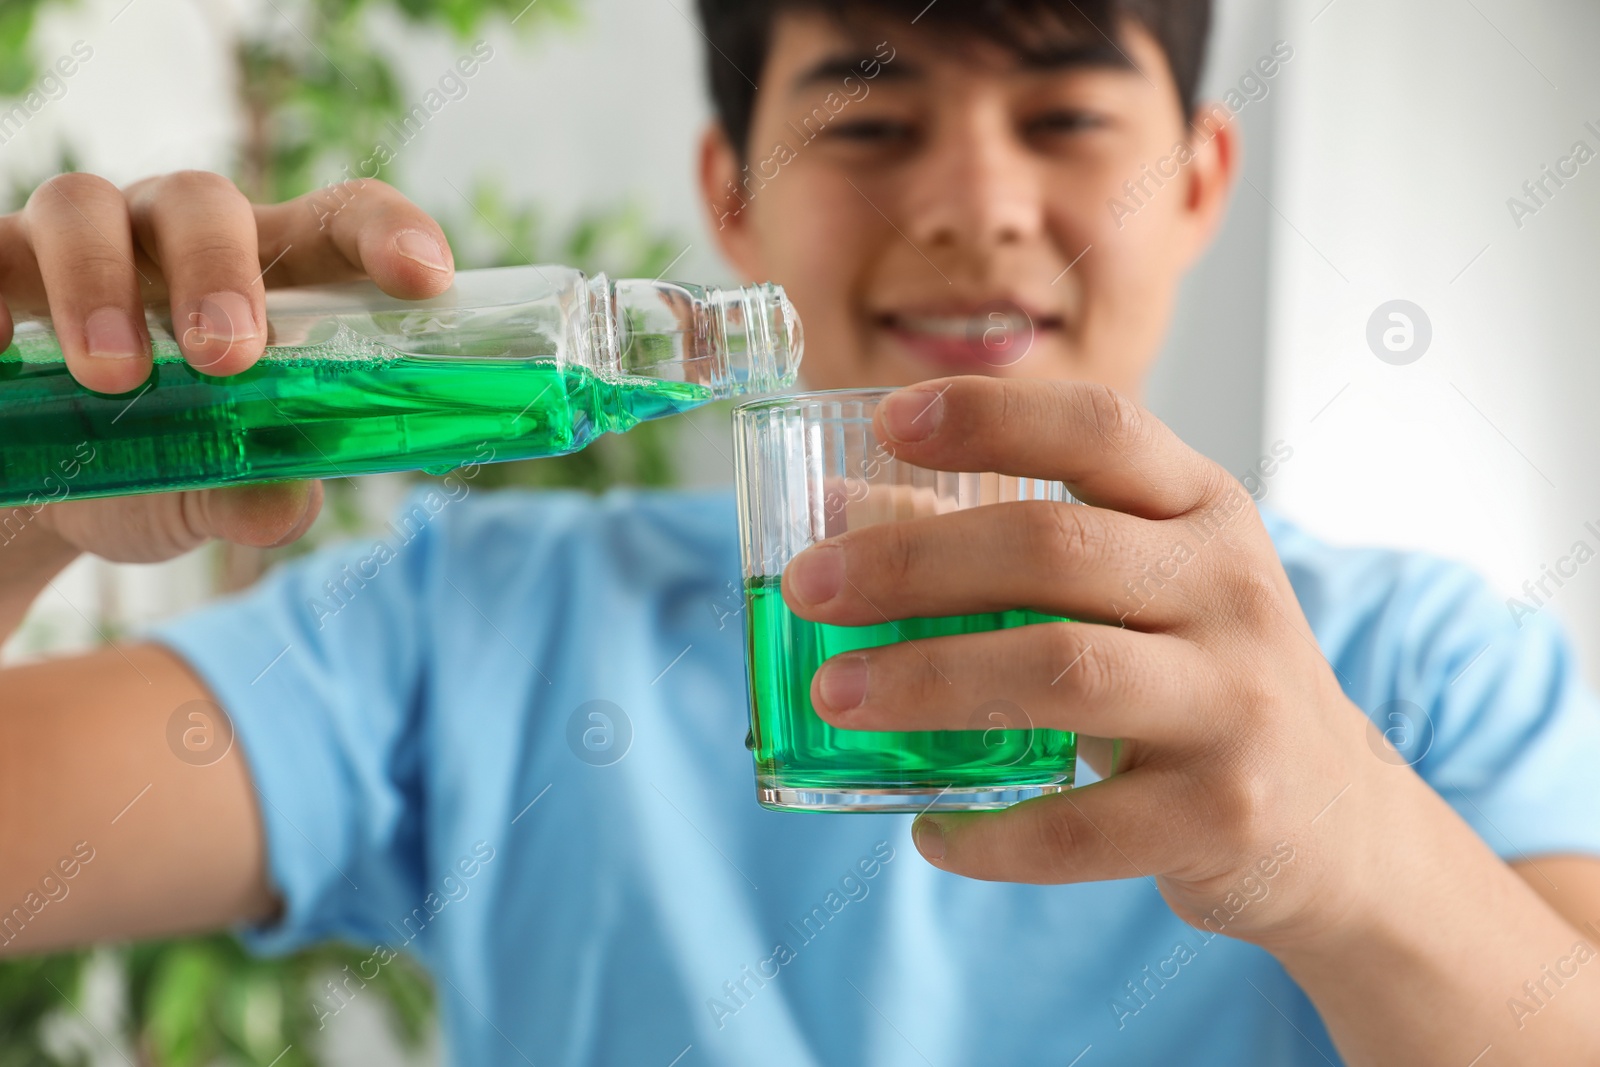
[0,511,279,954]
[1274,772,1600,1065]
[0,508,80,640]
[0,643,276,956]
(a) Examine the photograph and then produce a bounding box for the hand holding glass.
[734,388,1078,812]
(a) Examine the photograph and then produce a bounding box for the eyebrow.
[789,40,1134,94]
[791,53,922,91]
[1015,40,1136,74]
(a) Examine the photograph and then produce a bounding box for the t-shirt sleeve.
[1379,556,1600,862]
[147,491,445,956]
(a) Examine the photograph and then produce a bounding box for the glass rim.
[731,385,896,418]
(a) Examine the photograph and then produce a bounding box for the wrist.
[0,506,81,637]
[1251,746,1442,958]
[1257,761,1600,1065]
[1261,754,1494,965]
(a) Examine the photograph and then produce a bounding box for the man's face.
[703,12,1234,399]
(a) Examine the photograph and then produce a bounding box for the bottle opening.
[706,283,804,399]
[606,278,803,402]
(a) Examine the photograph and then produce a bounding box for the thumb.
[40,480,323,564]
[189,480,325,549]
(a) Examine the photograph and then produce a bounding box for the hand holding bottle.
[0,172,454,633]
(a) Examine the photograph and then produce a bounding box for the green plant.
[0,0,69,96]
[0,1,689,1062]
[123,936,433,1067]
[0,949,87,1063]
[231,0,579,204]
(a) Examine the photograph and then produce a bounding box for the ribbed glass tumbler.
[733,388,1078,813]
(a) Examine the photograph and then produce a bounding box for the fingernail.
[788,543,844,605]
[83,307,141,360]
[197,292,260,344]
[394,229,451,272]
[817,654,869,713]
[880,386,944,443]
[913,817,947,861]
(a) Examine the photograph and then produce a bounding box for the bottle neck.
[704,282,802,397]
[586,275,802,399]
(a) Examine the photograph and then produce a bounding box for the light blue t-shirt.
[151,486,1600,1067]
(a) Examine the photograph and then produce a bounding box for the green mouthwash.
[0,265,802,507]
[745,575,1077,811]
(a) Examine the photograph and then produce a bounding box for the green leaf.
[0,950,91,1063]
[0,4,44,96]
[144,943,223,1066]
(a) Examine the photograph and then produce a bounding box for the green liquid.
[0,347,711,507]
[745,575,1076,810]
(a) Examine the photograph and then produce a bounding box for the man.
[2,0,1599,1063]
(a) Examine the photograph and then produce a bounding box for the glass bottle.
[0,265,802,507]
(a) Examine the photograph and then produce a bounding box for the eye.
[823,118,917,145]
[1023,109,1106,139]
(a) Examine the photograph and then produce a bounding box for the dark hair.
[696,0,1212,158]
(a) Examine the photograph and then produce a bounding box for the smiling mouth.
[876,304,1063,370]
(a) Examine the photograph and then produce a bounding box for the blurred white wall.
[2,0,239,182]
[1260,0,1600,684]
[1145,0,1279,479]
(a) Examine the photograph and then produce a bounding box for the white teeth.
[896,315,1016,338]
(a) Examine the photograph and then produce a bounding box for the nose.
[904,98,1045,253]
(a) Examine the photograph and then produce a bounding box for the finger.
[783,500,1213,630]
[40,481,322,564]
[0,209,17,348]
[252,180,455,297]
[871,376,1233,520]
[126,171,267,376]
[912,769,1188,884]
[195,480,324,549]
[21,173,151,395]
[809,623,1217,744]
[0,211,49,315]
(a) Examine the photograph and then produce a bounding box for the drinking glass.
[733,387,1078,812]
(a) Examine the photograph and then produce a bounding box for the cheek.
[1094,209,1188,292]
[1041,157,1182,319]
[1073,138,1194,262]
[1075,230,1183,387]
[754,163,878,283]
[1043,161,1119,242]
[1043,168,1186,387]
[750,165,884,383]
